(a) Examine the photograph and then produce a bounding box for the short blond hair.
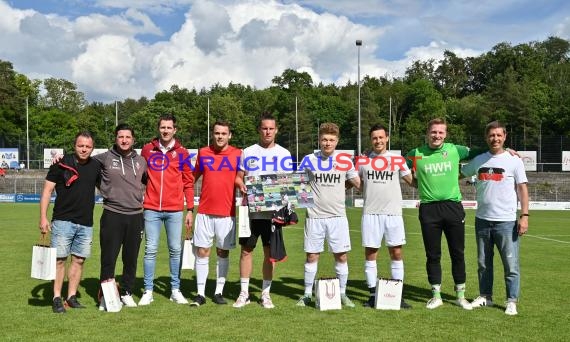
[319,122,339,137]
[427,117,447,132]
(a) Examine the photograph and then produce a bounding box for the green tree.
[0,60,25,147]
[435,51,469,99]
[30,108,78,152]
[401,79,446,151]
[40,78,87,113]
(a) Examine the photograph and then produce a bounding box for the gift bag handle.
[35,233,50,247]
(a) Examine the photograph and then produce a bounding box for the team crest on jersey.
[247,158,257,168]
[171,151,177,158]
[112,159,120,168]
[442,151,448,159]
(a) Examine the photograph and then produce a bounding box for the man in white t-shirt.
[234,113,292,309]
[461,120,529,316]
[356,124,413,309]
[296,123,360,308]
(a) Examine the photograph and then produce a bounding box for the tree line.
[1,36,569,163]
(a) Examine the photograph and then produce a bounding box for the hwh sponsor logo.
[367,170,394,181]
[314,173,341,183]
[424,161,452,174]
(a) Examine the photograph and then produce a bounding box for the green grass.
[1,204,569,341]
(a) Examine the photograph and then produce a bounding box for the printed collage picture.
[245,172,314,212]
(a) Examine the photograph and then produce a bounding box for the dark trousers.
[419,201,466,285]
[100,209,144,293]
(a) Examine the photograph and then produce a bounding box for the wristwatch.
[519,213,529,218]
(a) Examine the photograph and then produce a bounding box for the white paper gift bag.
[375,278,403,310]
[181,238,196,270]
[316,278,342,311]
[101,279,122,312]
[238,205,251,238]
[31,236,56,280]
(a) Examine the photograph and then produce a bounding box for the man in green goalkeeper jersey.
[406,118,481,310]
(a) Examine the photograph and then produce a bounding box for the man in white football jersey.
[234,112,292,309]
[356,124,413,309]
[296,123,360,308]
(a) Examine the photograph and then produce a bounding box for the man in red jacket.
[139,114,194,306]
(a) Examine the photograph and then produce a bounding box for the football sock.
[261,279,272,295]
[431,284,442,299]
[335,262,349,295]
[240,278,250,295]
[304,262,318,296]
[195,256,209,297]
[364,260,377,288]
[455,283,466,299]
[369,287,376,298]
[215,256,229,295]
[391,259,404,281]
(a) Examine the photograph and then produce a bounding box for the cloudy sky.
[1,0,569,102]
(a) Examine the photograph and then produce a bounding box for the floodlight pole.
[295,96,299,164]
[207,97,210,146]
[356,39,362,156]
[26,97,29,169]
[389,96,392,151]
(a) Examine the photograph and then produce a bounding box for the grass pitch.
[1,204,569,341]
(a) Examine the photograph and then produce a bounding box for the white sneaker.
[99,296,106,311]
[138,290,154,306]
[340,294,356,308]
[455,297,473,310]
[426,297,443,309]
[296,295,311,307]
[121,294,138,307]
[471,296,494,308]
[259,293,275,309]
[170,289,189,304]
[233,291,251,308]
[505,301,518,315]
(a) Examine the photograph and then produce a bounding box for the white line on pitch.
[525,235,570,244]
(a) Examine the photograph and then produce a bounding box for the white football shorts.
[304,216,351,254]
[361,214,406,248]
[193,213,236,250]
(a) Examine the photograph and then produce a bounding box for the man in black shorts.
[234,113,292,309]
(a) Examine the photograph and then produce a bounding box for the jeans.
[143,210,183,291]
[475,218,520,301]
[51,220,93,258]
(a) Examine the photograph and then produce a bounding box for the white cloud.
[555,16,570,39]
[144,0,383,96]
[72,10,162,40]
[0,1,34,33]
[71,35,147,100]
[93,0,194,15]
[1,0,568,102]
[189,0,232,53]
[281,0,423,17]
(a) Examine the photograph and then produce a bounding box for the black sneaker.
[400,299,412,309]
[190,295,206,307]
[363,296,375,308]
[52,297,66,313]
[213,293,227,305]
[66,295,86,309]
